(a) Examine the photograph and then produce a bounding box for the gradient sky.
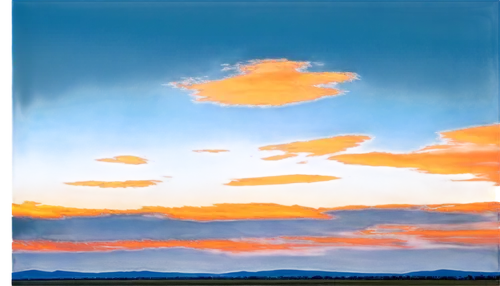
[12,0,500,275]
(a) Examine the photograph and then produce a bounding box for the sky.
[12,0,500,276]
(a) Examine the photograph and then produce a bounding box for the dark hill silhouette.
[11,248,498,278]
[9,275,500,281]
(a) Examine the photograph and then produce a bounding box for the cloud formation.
[193,149,229,153]
[64,180,161,188]
[12,201,332,220]
[170,59,357,107]
[321,202,499,214]
[12,236,406,254]
[421,202,499,213]
[16,221,495,253]
[225,174,339,186]
[439,124,499,145]
[13,201,498,220]
[96,155,148,165]
[330,124,500,185]
[15,208,494,245]
[353,222,499,247]
[259,135,371,161]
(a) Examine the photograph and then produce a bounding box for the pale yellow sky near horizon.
[13,140,497,210]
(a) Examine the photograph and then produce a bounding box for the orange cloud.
[12,201,332,220]
[13,201,499,220]
[170,59,357,106]
[64,180,162,188]
[259,135,371,161]
[10,223,499,255]
[322,202,499,214]
[96,155,147,165]
[423,202,499,213]
[330,124,500,185]
[193,149,229,153]
[297,161,308,164]
[354,222,499,247]
[140,203,332,221]
[225,174,339,186]
[12,236,406,253]
[440,124,499,145]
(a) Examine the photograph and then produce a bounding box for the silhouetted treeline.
[14,275,500,281]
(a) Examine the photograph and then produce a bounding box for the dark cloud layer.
[13,209,493,241]
[11,248,499,277]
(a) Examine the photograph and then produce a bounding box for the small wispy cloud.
[191,148,231,155]
[257,134,373,161]
[64,180,162,188]
[224,174,341,187]
[95,154,149,165]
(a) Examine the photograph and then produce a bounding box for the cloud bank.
[12,201,332,220]
[11,209,498,244]
[330,124,500,185]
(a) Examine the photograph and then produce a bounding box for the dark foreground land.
[12,280,500,286]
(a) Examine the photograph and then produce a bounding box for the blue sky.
[14,1,498,151]
[12,1,499,208]
[11,0,500,275]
